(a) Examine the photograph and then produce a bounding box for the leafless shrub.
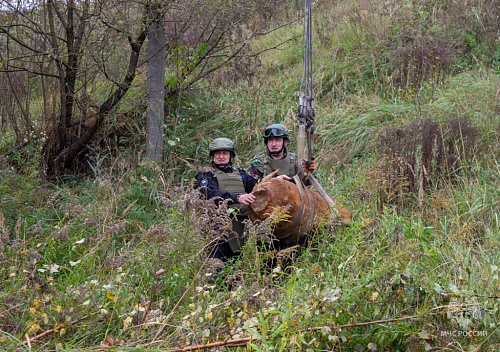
[243,214,276,243]
[367,154,413,211]
[203,257,225,282]
[108,254,134,270]
[64,204,87,218]
[226,269,246,289]
[0,72,32,144]
[54,225,71,241]
[102,220,129,238]
[142,224,173,243]
[207,55,261,91]
[352,189,375,201]
[27,220,43,236]
[26,249,44,262]
[83,216,100,227]
[0,211,10,249]
[372,116,479,210]
[160,186,234,245]
[392,36,453,90]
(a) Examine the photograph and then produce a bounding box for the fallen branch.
[311,302,488,331]
[175,303,491,351]
[21,311,99,345]
[178,338,252,351]
[310,314,418,331]
[2,140,30,158]
[173,316,418,351]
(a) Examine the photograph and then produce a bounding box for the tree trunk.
[56,33,148,173]
[146,6,166,162]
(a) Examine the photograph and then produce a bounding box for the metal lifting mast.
[297,0,315,171]
[295,0,339,214]
[299,0,314,119]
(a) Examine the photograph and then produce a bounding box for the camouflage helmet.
[262,124,290,144]
[209,137,237,158]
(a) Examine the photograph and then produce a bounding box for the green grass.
[2,0,500,350]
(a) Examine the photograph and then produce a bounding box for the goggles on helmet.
[263,128,286,138]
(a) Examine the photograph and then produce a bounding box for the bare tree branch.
[185,42,247,89]
[56,17,149,171]
[0,66,62,79]
[0,27,46,55]
[48,0,68,31]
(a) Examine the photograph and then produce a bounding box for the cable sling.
[298,0,315,165]
[296,0,339,216]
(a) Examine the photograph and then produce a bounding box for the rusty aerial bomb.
[248,177,332,243]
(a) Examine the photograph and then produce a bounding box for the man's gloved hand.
[304,158,316,174]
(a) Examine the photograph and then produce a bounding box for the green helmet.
[209,137,237,157]
[262,124,290,144]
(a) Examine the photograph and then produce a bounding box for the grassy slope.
[1,0,500,351]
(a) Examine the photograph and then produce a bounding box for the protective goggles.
[263,128,286,138]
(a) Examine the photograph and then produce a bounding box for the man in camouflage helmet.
[194,137,257,262]
[247,124,316,180]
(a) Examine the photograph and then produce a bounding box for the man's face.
[213,150,231,166]
[266,137,287,153]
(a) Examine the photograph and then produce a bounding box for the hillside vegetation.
[1,0,500,351]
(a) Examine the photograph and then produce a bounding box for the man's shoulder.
[249,153,267,165]
[235,167,253,176]
[194,168,218,189]
[247,154,265,178]
[195,167,216,178]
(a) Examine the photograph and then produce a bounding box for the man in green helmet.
[247,124,316,180]
[194,137,258,262]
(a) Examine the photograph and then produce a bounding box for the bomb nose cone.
[248,188,269,213]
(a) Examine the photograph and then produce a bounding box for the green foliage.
[166,43,210,90]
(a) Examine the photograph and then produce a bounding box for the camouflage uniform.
[247,151,299,180]
[247,124,299,180]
